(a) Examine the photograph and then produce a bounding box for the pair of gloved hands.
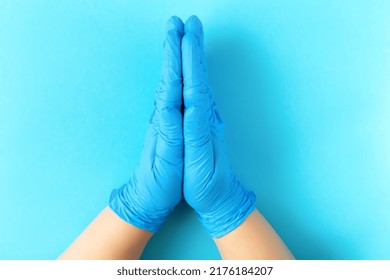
[109,15,255,238]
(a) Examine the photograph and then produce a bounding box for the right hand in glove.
[182,16,256,238]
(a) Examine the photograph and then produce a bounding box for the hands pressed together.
[59,16,294,260]
[109,15,256,238]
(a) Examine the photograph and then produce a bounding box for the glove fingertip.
[166,16,184,35]
[185,15,204,47]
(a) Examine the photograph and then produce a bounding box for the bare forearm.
[214,209,294,260]
[59,207,153,260]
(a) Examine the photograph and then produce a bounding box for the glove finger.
[182,16,210,109]
[155,16,184,166]
[185,15,204,48]
[185,15,208,76]
[156,16,184,108]
[184,16,224,141]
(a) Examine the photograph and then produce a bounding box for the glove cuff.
[109,183,171,233]
[197,182,257,238]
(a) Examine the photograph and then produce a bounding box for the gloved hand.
[109,16,184,232]
[182,16,256,238]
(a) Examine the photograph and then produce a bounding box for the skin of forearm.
[214,209,295,260]
[59,207,153,260]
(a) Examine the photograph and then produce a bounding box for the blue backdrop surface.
[1,0,389,259]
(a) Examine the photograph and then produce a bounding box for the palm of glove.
[183,101,230,213]
[131,104,183,212]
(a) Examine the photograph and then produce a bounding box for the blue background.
[1,0,389,260]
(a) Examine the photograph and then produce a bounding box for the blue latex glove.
[182,16,256,238]
[109,16,184,232]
